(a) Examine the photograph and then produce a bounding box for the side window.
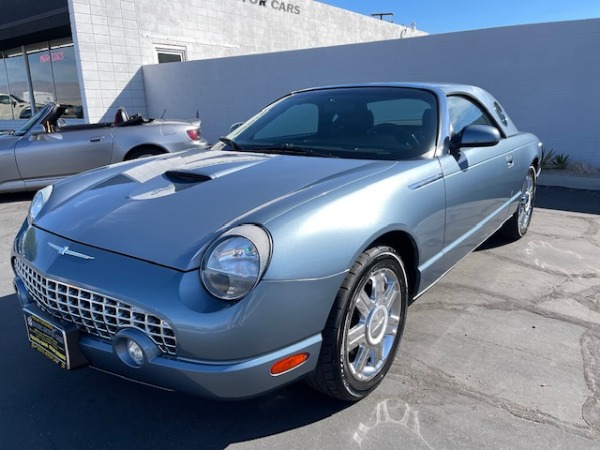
[254,103,318,140]
[447,96,495,135]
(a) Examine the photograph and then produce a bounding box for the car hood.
[36,150,396,271]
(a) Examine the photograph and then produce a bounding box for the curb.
[537,172,600,191]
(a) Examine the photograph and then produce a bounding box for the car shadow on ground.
[0,293,350,449]
[0,192,34,204]
[478,186,600,252]
[535,186,600,215]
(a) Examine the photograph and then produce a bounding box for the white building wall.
[143,19,600,167]
[67,0,424,123]
[69,0,147,123]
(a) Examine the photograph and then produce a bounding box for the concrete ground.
[0,187,599,449]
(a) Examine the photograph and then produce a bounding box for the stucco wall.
[67,0,424,123]
[143,18,600,167]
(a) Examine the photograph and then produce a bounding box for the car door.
[14,126,114,187]
[0,134,23,191]
[440,95,519,271]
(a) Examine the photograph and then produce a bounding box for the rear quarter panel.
[111,121,200,160]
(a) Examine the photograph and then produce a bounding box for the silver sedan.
[0,103,207,193]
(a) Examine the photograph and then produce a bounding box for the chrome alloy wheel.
[518,171,535,234]
[343,267,401,382]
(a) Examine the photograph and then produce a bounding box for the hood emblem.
[48,243,95,260]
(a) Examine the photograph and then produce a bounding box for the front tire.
[306,246,408,401]
[501,166,536,240]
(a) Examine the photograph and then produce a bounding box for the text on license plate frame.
[23,308,88,370]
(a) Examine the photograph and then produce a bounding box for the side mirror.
[30,125,46,136]
[229,122,244,132]
[56,118,67,129]
[450,125,501,154]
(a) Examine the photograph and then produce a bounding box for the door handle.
[505,154,514,168]
[89,136,105,143]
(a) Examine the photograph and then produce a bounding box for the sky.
[316,0,600,34]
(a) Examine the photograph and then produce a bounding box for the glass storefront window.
[0,38,83,121]
[26,42,55,116]
[4,48,29,120]
[0,60,13,120]
[50,39,83,118]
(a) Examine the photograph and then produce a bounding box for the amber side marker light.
[270,353,309,376]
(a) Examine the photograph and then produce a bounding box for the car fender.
[261,159,446,289]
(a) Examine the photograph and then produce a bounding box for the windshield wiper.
[218,136,244,151]
[251,145,338,158]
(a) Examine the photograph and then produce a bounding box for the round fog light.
[127,339,144,366]
[113,328,162,368]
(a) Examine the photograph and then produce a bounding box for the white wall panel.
[143,19,600,167]
[67,0,423,122]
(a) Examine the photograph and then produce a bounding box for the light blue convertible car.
[11,83,541,401]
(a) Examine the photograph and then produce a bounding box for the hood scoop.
[164,169,214,183]
[128,169,214,200]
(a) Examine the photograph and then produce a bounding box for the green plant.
[541,147,556,169]
[541,147,570,170]
[552,153,570,170]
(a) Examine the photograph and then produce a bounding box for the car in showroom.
[11,83,541,401]
[0,102,207,193]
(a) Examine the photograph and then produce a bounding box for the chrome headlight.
[201,225,272,301]
[28,185,53,224]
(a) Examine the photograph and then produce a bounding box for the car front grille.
[15,258,177,356]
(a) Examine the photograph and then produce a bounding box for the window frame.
[154,44,187,64]
[447,95,503,138]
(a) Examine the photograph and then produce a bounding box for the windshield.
[10,94,25,103]
[14,103,54,136]
[219,87,438,160]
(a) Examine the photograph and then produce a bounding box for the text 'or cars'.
[11,83,541,401]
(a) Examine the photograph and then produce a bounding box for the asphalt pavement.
[0,186,599,449]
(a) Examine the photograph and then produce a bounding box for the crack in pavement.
[582,331,600,432]
[413,279,600,332]
[389,357,600,441]
[481,245,600,280]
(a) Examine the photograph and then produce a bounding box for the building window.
[0,59,14,120]
[50,39,83,117]
[3,48,27,120]
[155,45,187,64]
[0,38,82,120]
[26,43,55,109]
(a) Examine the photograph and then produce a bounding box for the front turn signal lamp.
[270,353,309,376]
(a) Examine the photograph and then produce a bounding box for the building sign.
[240,0,301,15]
[40,51,64,63]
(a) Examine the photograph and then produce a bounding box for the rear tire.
[125,146,164,160]
[501,166,536,240]
[306,246,408,401]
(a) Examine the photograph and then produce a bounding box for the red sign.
[40,51,64,63]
